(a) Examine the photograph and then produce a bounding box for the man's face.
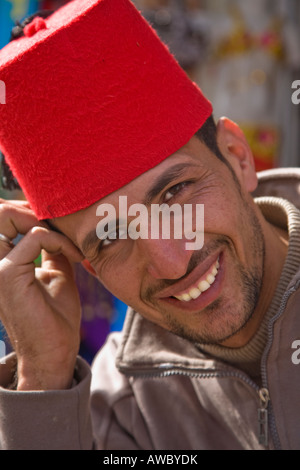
[53,128,265,346]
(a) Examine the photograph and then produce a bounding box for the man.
[0,0,299,450]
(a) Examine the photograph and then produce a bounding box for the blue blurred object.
[0,329,5,347]
[0,0,14,48]
[0,1,40,48]
[110,298,128,332]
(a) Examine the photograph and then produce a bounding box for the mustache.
[143,237,230,301]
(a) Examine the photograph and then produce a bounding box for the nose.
[137,237,192,280]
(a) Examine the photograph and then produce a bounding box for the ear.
[81,259,98,277]
[216,117,258,193]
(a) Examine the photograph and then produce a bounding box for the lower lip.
[160,252,225,312]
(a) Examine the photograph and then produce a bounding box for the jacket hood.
[254,168,300,209]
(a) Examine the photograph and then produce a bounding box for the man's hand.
[0,199,84,391]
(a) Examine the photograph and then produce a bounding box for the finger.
[0,201,47,261]
[0,202,47,242]
[2,199,32,208]
[0,198,35,216]
[0,235,15,258]
[5,226,84,268]
[15,200,32,210]
[41,249,77,277]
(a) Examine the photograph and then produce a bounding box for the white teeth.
[174,257,220,302]
[206,274,216,285]
[198,280,210,292]
[211,266,218,276]
[189,288,201,300]
[181,293,192,302]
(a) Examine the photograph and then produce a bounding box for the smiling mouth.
[172,257,220,302]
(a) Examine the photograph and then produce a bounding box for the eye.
[101,226,127,248]
[163,181,190,203]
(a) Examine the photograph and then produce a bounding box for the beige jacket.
[0,168,300,450]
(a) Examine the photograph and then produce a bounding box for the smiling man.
[0,0,300,451]
[52,125,284,352]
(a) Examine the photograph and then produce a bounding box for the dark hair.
[197,114,243,192]
[196,114,227,163]
[0,152,20,190]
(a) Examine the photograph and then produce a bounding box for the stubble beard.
[145,200,265,346]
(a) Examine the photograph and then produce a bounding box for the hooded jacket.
[0,168,299,450]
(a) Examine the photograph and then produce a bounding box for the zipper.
[121,363,271,447]
[258,388,270,446]
[259,280,300,450]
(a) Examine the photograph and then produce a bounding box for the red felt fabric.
[0,0,212,220]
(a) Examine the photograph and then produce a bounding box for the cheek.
[187,174,239,227]
[193,188,240,238]
[198,187,255,263]
[95,258,142,307]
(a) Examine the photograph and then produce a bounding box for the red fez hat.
[0,0,212,220]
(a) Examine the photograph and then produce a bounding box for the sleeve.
[0,354,93,450]
[0,334,153,450]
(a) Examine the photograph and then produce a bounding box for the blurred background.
[0,0,299,363]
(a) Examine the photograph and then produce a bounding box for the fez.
[0,0,212,220]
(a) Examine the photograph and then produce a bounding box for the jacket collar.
[115,306,224,374]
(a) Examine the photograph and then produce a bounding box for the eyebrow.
[142,162,197,206]
[81,162,197,257]
[81,229,101,257]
